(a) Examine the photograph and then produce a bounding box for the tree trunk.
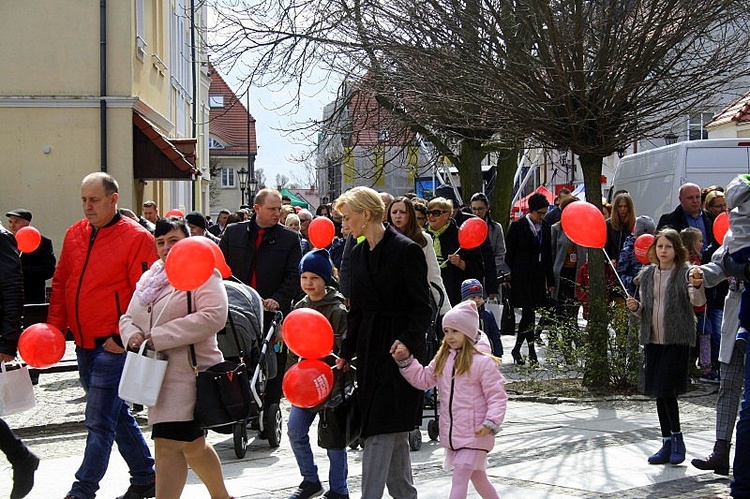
[579,153,610,387]
[454,138,486,203]
[489,143,520,230]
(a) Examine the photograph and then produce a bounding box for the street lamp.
[237,167,249,207]
[248,176,258,204]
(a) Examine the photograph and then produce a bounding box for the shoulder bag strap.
[187,291,199,376]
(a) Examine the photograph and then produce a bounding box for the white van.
[611,139,750,220]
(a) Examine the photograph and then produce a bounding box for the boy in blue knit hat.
[287,249,350,499]
[461,279,503,357]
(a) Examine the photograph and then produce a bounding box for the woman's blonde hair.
[285,213,300,228]
[432,333,500,377]
[704,190,726,210]
[426,197,453,212]
[334,186,384,221]
[679,227,702,258]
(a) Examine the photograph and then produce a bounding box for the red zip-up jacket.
[48,214,157,349]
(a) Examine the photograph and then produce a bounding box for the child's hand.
[390,340,411,361]
[626,296,639,311]
[475,425,492,437]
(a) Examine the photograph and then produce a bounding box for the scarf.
[134,259,170,306]
[427,222,451,266]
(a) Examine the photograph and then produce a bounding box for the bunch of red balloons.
[18,323,66,369]
[281,308,335,408]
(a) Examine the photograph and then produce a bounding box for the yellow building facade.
[0,0,210,248]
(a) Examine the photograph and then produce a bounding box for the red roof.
[208,65,258,156]
[706,91,750,129]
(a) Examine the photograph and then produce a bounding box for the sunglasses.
[427,210,449,217]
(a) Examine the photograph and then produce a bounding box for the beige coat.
[120,270,228,425]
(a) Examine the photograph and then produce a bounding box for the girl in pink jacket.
[391,300,507,499]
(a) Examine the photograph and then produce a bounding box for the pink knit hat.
[442,300,479,342]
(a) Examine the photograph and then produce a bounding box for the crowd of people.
[2,172,750,498]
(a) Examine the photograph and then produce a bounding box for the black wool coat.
[21,235,56,304]
[219,216,302,320]
[340,226,431,438]
[505,216,554,308]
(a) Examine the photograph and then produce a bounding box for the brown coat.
[119,270,228,425]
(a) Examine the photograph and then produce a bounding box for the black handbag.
[187,292,252,429]
[317,372,360,450]
[500,295,516,335]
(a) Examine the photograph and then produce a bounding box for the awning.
[280,188,310,209]
[132,113,199,179]
[511,185,555,214]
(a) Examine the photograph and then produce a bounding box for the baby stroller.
[215,279,283,458]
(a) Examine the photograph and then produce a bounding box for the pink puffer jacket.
[400,349,507,452]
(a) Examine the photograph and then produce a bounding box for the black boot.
[528,341,538,366]
[691,439,731,475]
[10,452,39,499]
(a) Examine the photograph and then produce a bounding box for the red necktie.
[251,228,265,289]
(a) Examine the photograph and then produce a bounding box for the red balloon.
[561,201,607,248]
[165,237,215,291]
[634,234,654,265]
[713,212,729,246]
[15,226,41,253]
[458,217,489,249]
[308,217,336,249]
[18,323,66,369]
[165,209,185,218]
[282,359,334,408]
[282,308,334,359]
[192,237,232,279]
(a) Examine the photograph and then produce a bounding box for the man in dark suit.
[5,209,56,304]
[220,188,302,408]
[657,182,715,251]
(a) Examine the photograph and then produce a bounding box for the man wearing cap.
[5,209,56,304]
[185,211,220,244]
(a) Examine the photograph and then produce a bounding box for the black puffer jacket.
[0,227,23,356]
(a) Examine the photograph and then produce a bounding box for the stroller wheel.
[409,428,422,451]
[265,403,282,448]
[233,421,248,458]
[427,419,439,441]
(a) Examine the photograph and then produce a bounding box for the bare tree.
[275,173,290,189]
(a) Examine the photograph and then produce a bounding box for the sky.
[208,5,339,189]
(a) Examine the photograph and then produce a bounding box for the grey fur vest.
[636,263,696,347]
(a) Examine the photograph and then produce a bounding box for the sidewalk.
[0,340,733,499]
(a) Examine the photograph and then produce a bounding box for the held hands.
[390,340,411,361]
[626,295,639,312]
[262,298,280,311]
[689,267,704,287]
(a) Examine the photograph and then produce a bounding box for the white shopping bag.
[0,362,36,415]
[118,343,168,407]
[486,298,502,326]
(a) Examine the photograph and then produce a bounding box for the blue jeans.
[287,405,348,495]
[706,308,724,368]
[731,340,749,497]
[69,346,155,499]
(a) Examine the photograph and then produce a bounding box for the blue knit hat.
[461,278,484,301]
[299,249,333,285]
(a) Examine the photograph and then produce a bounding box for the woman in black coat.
[504,193,555,365]
[335,187,431,499]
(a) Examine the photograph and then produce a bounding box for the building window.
[209,95,224,108]
[221,168,236,188]
[208,137,224,149]
[688,112,713,140]
[378,129,390,143]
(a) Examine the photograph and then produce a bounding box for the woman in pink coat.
[120,218,233,499]
[391,300,507,499]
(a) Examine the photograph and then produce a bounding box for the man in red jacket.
[48,172,158,499]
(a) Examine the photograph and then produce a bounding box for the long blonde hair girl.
[433,333,500,377]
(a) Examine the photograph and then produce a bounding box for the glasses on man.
[427,210,449,217]
[300,218,312,223]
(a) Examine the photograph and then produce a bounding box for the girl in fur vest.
[390,300,507,499]
[626,228,706,466]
